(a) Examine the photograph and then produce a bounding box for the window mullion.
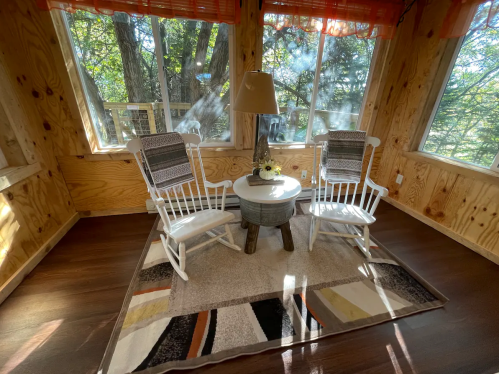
[228,25,235,146]
[151,16,173,132]
[491,151,499,172]
[306,31,326,144]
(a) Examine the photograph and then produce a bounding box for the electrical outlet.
[301,170,307,179]
[396,174,404,184]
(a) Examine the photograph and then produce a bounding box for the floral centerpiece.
[254,158,282,180]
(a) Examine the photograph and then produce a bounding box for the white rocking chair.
[309,134,388,257]
[127,134,241,281]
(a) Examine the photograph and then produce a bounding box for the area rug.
[98,203,448,374]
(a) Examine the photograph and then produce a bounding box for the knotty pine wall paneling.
[54,0,383,216]
[57,144,381,216]
[0,0,86,292]
[4,0,497,303]
[368,0,499,263]
[58,149,316,214]
[234,0,263,150]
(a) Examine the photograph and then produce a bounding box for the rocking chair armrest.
[205,180,233,189]
[365,177,388,197]
[152,197,166,207]
[311,175,317,189]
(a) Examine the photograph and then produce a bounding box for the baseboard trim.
[0,212,80,304]
[79,206,148,218]
[383,196,499,265]
[77,188,326,217]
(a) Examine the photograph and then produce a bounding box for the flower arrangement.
[255,158,282,180]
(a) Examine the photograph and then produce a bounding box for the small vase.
[259,169,275,180]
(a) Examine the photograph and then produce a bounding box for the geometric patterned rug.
[98,203,448,374]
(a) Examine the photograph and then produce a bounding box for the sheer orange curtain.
[261,0,405,39]
[36,0,241,24]
[441,0,498,38]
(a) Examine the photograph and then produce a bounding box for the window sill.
[403,151,499,184]
[0,162,42,192]
[77,145,315,162]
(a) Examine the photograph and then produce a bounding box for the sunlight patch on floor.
[387,344,403,374]
[0,319,63,374]
[370,264,397,319]
[394,323,416,373]
[282,348,293,374]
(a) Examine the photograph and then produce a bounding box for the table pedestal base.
[240,212,295,254]
[279,221,294,252]
[234,175,302,255]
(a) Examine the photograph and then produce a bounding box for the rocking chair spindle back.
[309,134,388,257]
[127,134,241,281]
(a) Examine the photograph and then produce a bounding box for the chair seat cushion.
[169,209,235,242]
[310,202,375,225]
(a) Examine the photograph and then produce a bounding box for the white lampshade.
[234,71,279,115]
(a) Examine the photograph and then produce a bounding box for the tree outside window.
[422,3,499,169]
[65,11,232,148]
[260,23,375,144]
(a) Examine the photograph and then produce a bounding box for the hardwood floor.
[1,201,498,374]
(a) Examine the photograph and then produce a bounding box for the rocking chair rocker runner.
[309,134,388,257]
[127,133,241,281]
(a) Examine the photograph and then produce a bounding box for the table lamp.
[234,71,279,167]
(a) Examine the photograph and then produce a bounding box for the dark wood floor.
[1,201,498,374]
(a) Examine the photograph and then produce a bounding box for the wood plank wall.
[1,0,497,299]
[0,0,90,289]
[369,0,499,263]
[54,0,327,216]
[54,0,382,217]
[54,2,267,214]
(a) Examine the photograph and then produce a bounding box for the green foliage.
[67,11,377,146]
[67,12,231,144]
[159,19,230,141]
[68,11,127,102]
[262,25,375,142]
[423,7,499,167]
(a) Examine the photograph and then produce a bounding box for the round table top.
[233,175,302,204]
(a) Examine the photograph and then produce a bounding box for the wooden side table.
[233,175,302,254]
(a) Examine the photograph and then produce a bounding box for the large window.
[421,4,499,170]
[64,11,233,148]
[260,24,376,144]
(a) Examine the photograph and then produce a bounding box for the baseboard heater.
[145,188,321,213]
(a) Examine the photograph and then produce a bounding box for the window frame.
[0,148,7,170]
[57,10,236,151]
[418,32,499,173]
[262,24,379,145]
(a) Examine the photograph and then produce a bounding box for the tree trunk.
[181,23,230,139]
[81,68,120,144]
[190,22,214,104]
[186,23,230,139]
[159,20,171,92]
[196,89,231,139]
[180,21,197,103]
[208,23,230,95]
[112,13,147,103]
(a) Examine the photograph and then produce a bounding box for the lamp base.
[253,134,271,176]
